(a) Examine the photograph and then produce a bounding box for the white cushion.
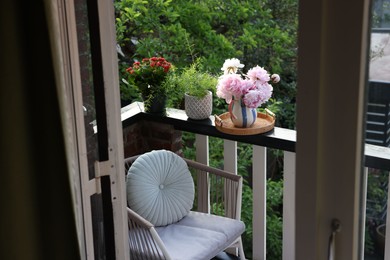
[175,211,245,243]
[155,211,245,260]
[126,150,195,226]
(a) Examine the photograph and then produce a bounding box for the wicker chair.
[125,150,246,260]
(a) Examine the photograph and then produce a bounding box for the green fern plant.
[176,60,217,98]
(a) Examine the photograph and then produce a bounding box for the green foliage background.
[115,0,298,259]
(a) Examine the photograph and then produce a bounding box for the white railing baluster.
[195,134,209,165]
[223,139,238,256]
[195,134,210,213]
[224,140,237,174]
[283,151,296,260]
[253,145,267,260]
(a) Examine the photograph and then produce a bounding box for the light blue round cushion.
[126,150,195,227]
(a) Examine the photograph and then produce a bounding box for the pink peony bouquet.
[216,58,280,108]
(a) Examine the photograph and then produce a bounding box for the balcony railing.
[121,102,390,259]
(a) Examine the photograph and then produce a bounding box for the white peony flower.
[221,58,245,75]
[271,74,280,83]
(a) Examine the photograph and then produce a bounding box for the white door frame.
[296,0,371,259]
[45,0,129,259]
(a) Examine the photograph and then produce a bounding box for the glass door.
[55,0,129,259]
[74,0,108,258]
[363,1,390,259]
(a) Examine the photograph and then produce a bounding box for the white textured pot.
[185,91,212,120]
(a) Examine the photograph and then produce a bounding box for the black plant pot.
[143,94,167,115]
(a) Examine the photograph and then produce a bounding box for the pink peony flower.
[217,74,245,103]
[243,89,262,108]
[247,66,270,84]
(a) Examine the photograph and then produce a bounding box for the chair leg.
[238,237,246,260]
[226,237,246,260]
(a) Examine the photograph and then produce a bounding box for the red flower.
[125,56,173,96]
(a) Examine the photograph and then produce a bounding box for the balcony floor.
[365,254,383,260]
[213,252,239,260]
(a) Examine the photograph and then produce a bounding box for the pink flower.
[257,83,273,103]
[247,66,270,84]
[243,90,262,108]
[217,74,245,103]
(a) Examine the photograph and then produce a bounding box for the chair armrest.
[127,207,171,260]
[127,207,154,229]
[183,158,242,182]
[124,155,140,169]
[183,158,243,220]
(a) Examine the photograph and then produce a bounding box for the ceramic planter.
[184,91,212,120]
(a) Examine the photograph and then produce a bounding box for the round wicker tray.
[214,109,275,135]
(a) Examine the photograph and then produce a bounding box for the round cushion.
[126,150,195,226]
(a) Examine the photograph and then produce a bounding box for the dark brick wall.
[123,120,182,158]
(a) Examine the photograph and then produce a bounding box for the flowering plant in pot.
[216,58,280,127]
[167,60,217,120]
[125,57,173,114]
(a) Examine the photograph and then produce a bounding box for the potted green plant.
[124,57,173,114]
[365,169,388,256]
[168,61,217,120]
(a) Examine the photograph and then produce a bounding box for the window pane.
[365,1,390,259]
[367,3,390,147]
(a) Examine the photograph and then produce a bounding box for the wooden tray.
[214,109,275,135]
